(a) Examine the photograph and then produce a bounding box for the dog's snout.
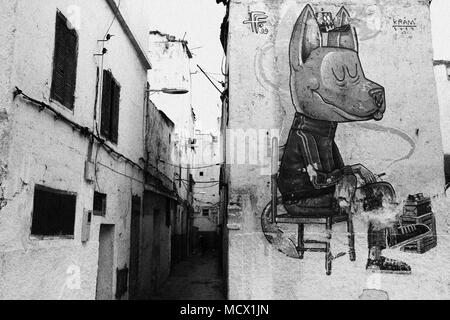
[369,88,385,110]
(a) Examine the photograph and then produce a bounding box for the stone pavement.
[151,251,225,300]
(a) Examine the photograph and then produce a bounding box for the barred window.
[31,185,77,237]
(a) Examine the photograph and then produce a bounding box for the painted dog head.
[289,5,385,122]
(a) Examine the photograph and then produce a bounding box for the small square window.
[202,209,209,216]
[31,185,77,237]
[93,192,107,217]
[199,172,204,177]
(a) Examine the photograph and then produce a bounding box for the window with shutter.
[31,185,77,237]
[110,80,120,144]
[50,11,78,110]
[101,70,120,144]
[101,70,112,138]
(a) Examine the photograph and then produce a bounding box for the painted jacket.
[278,113,351,203]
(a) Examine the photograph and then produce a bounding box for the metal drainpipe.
[87,43,106,176]
[96,50,105,133]
[144,83,150,183]
[271,137,279,222]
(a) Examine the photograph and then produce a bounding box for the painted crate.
[403,193,432,217]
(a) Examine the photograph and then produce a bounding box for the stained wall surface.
[0,0,149,299]
[225,0,447,300]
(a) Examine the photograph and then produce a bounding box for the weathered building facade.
[139,99,184,298]
[221,0,448,299]
[147,31,196,261]
[0,0,152,299]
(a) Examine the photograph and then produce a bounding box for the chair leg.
[347,217,356,262]
[325,218,332,276]
[297,224,304,259]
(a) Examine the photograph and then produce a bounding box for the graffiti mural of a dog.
[262,4,431,274]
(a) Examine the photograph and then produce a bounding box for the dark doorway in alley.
[96,224,115,300]
[152,208,162,293]
[129,195,141,300]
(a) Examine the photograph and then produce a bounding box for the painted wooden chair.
[261,138,356,276]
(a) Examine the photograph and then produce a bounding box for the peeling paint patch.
[0,176,28,211]
[0,163,8,210]
[0,110,8,121]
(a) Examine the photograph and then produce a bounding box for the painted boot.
[366,256,412,274]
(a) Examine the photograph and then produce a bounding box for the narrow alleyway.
[151,251,225,300]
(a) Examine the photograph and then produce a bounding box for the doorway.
[96,224,115,300]
[129,195,141,300]
[152,209,161,293]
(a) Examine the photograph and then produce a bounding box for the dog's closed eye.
[332,66,346,82]
[346,64,359,79]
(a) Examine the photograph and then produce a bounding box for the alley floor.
[151,251,225,300]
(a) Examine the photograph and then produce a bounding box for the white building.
[221,0,445,300]
[0,0,151,299]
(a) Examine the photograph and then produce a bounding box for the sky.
[147,0,226,135]
[430,0,450,60]
[144,0,448,135]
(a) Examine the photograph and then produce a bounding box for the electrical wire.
[14,87,184,193]
[193,68,225,83]
[207,73,225,84]
[96,161,144,184]
[104,0,121,39]
[197,64,223,94]
[14,88,145,171]
[194,198,221,206]
[158,159,221,170]
[183,179,220,184]
[193,183,220,189]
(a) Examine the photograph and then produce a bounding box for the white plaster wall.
[146,100,176,186]
[0,0,148,299]
[0,0,17,212]
[113,0,151,52]
[226,0,445,300]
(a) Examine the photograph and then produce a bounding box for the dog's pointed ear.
[337,25,359,52]
[290,4,322,70]
[329,7,359,52]
[335,6,351,27]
